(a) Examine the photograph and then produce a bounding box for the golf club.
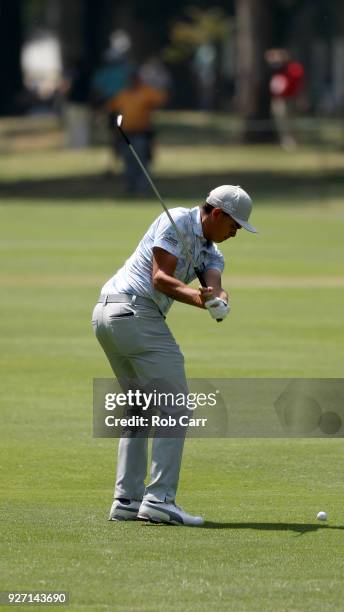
[116,115,224,321]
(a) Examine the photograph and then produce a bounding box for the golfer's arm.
[152,248,204,309]
[203,269,228,303]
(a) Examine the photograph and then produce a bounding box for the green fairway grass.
[1,119,344,611]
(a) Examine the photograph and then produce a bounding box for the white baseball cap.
[206,185,257,233]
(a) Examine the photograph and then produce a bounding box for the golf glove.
[205,297,230,321]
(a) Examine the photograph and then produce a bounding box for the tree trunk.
[58,0,84,70]
[58,0,119,71]
[235,0,276,142]
[333,0,344,114]
[0,0,24,115]
[83,0,117,68]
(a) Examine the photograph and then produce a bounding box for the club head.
[116,114,123,128]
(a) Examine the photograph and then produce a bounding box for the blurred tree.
[0,0,24,115]
[23,0,60,31]
[333,0,344,114]
[58,0,116,70]
[235,0,276,142]
[164,7,230,108]
[58,0,84,70]
[164,6,229,63]
[23,0,46,27]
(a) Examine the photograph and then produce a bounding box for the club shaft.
[117,122,223,318]
[126,142,206,287]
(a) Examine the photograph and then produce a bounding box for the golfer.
[92,185,257,525]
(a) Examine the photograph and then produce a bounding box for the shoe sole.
[138,504,204,526]
[108,508,140,521]
[137,512,181,525]
[109,515,139,521]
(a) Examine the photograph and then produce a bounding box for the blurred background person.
[139,57,172,163]
[60,58,92,148]
[192,42,217,111]
[266,48,305,150]
[139,56,172,92]
[91,30,133,105]
[107,71,168,194]
[91,30,134,171]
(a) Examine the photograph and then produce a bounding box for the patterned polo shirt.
[101,206,225,316]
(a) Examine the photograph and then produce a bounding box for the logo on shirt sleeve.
[163,233,179,247]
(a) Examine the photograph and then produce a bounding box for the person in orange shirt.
[108,73,168,194]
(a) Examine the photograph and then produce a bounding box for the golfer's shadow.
[202,521,344,534]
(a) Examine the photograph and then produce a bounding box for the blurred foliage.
[163,6,231,63]
[22,0,46,29]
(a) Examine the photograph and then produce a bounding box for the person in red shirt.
[266,49,305,150]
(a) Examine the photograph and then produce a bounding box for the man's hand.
[204,297,230,321]
[152,250,230,314]
[199,285,230,321]
[203,269,229,305]
[199,285,216,305]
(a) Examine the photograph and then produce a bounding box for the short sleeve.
[152,215,183,259]
[204,245,225,273]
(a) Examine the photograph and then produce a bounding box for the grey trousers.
[92,297,188,503]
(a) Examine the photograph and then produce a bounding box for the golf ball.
[316,511,328,521]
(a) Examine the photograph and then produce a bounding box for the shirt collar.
[190,206,206,241]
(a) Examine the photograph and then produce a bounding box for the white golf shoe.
[108,498,141,521]
[137,500,204,526]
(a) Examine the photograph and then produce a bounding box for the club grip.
[195,268,222,322]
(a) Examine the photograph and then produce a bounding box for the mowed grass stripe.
[1,272,344,288]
